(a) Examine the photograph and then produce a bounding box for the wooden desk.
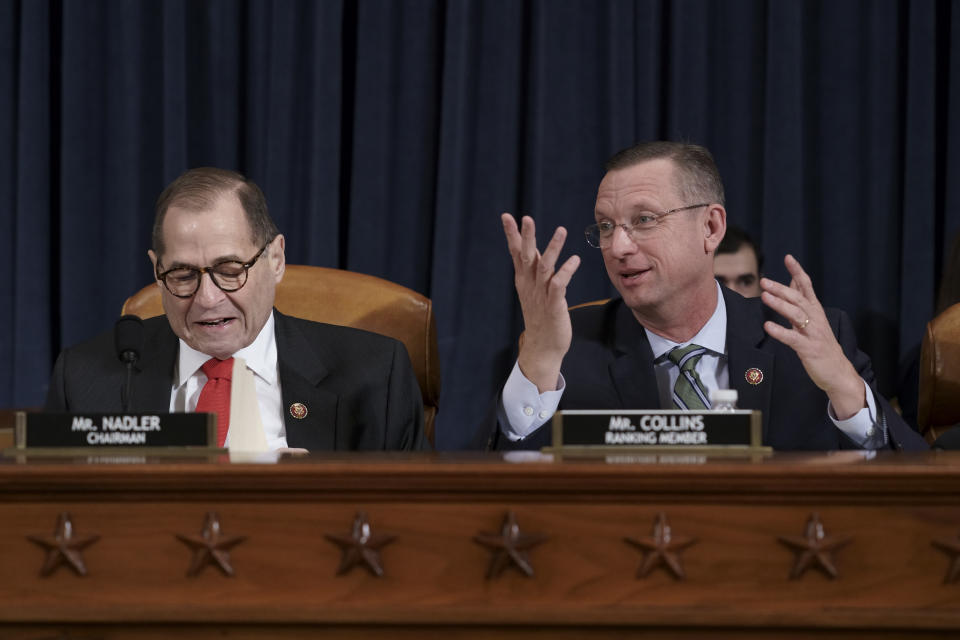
[1,451,960,638]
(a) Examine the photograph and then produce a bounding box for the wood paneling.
[1,452,960,637]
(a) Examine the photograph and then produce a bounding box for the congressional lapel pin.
[745,367,764,385]
[289,403,308,420]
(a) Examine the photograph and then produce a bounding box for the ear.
[703,204,726,254]
[147,249,162,286]
[269,234,286,283]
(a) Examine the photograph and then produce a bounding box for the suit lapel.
[273,311,338,450]
[723,289,774,441]
[609,302,661,409]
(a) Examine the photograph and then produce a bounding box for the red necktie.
[196,357,234,447]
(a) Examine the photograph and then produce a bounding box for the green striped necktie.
[666,344,711,410]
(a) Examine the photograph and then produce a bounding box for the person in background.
[714,224,763,298]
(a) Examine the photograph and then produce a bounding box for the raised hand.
[502,213,581,392]
[760,254,866,419]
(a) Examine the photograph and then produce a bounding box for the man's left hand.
[760,254,866,420]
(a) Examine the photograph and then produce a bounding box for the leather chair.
[121,265,441,442]
[569,298,610,311]
[918,302,960,445]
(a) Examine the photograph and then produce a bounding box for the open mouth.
[197,318,234,327]
[620,268,650,281]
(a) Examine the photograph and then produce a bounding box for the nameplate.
[14,412,217,451]
[551,410,766,452]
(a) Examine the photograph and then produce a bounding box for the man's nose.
[194,271,226,305]
[606,224,638,257]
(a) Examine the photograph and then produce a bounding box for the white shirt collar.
[645,281,728,359]
[175,311,278,387]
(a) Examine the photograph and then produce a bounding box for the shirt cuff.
[828,378,886,449]
[498,360,565,441]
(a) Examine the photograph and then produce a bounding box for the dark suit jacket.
[490,288,928,451]
[45,310,427,451]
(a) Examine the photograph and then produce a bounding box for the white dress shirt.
[169,311,288,449]
[500,282,884,448]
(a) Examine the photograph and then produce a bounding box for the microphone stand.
[120,351,137,413]
[115,314,143,413]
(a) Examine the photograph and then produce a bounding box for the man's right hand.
[502,213,581,393]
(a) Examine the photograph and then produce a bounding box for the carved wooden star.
[624,511,697,580]
[176,512,247,577]
[932,532,960,584]
[324,511,397,577]
[473,510,548,579]
[778,512,852,579]
[27,512,100,577]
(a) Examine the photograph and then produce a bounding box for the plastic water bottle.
[710,389,738,411]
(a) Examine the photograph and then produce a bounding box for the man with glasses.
[489,141,925,451]
[46,167,426,452]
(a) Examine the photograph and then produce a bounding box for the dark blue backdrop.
[2,0,958,449]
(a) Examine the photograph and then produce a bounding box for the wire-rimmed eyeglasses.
[584,203,710,248]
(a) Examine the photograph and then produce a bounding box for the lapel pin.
[289,403,308,420]
[745,368,764,385]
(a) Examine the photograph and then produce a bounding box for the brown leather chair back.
[121,265,440,442]
[918,302,960,442]
[568,298,611,311]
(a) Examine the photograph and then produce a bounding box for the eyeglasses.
[155,242,271,298]
[584,203,710,248]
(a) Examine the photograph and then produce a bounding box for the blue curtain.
[2,0,958,449]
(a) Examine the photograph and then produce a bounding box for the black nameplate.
[551,410,765,451]
[15,412,216,450]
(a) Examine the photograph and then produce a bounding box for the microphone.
[115,315,144,412]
